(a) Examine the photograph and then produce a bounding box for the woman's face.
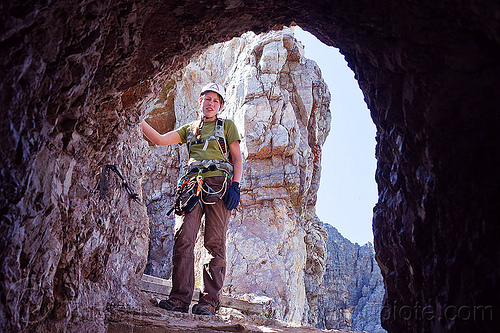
[199,91,223,119]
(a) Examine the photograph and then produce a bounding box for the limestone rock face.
[317,224,386,332]
[142,28,331,324]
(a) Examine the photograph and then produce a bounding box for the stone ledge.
[140,274,265,315]
[105,305,355,333]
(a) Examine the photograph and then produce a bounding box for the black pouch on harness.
[168,178,200,216]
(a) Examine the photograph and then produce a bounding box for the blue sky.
[294,27,378,245]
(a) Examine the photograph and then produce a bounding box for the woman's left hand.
[225,182,240,210]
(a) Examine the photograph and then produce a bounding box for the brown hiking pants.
[169,176,230,307]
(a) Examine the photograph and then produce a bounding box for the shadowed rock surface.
[1,0,499,332]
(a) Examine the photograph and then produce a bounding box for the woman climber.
[141,83,243,316]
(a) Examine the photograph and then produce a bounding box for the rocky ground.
[106,292,358,333]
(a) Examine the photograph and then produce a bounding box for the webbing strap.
[215,118,227,158]
[218,137,227,156]
[186,160,233,176]
[191,136,217,149]
[187,118,228,161]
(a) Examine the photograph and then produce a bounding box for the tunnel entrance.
[139,26,384,331]
[294,27,377,246]
[141,27,334,325]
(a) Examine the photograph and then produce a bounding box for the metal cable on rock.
[98,164,140,203]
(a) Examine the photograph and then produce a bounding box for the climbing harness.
[167,159,234,216]
[189,159,233,206]
[167,177,200,216]
[98,164,140,203]
[186,118,229,161]
[167,118,234,216]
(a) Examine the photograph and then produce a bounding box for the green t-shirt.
[176,118,240,178]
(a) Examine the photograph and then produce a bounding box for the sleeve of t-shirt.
[225,119,241,145]
[175,122,192,145]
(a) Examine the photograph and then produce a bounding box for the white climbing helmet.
[200,83,226,104]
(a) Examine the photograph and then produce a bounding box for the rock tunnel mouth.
[138,25,382,329]
[293,26,378,246]
[140,25,378,251]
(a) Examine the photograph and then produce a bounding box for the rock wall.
[317,224,385,332]
[2,1,499,332]
[142,28,331,324]
[1,2,154,331]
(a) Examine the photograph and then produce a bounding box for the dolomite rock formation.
[2,1,499,332]
[317,224,385,332]
[141,28,331,325]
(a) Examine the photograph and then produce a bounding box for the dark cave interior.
[1,1,499,332]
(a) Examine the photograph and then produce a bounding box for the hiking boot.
[158,298,189,313]
[192,302,216,316]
